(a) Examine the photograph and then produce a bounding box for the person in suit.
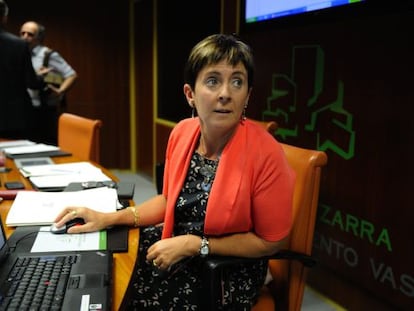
[0,0,45,139]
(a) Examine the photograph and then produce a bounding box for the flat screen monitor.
[244,0,366,25]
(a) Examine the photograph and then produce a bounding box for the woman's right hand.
[146,234,201,270]
[53,206,110,234]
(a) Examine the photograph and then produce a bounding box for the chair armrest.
[269,249,317,267]
[204,249,317,271]
[200,250,316,310]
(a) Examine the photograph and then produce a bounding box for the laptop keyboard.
[0,254,78,311]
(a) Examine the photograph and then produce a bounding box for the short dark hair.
[184,34,255,90]
[0,0,9,17]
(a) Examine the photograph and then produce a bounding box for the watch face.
[200,245,209,255]
[200,237,209,257]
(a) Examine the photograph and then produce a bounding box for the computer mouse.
[50,217,85,234]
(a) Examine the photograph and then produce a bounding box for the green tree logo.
[263,45,355,160]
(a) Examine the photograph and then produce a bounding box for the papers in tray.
[6,187,118,226]
[21,161,112,189]
[14,157,54,169]
[3,143,59,155]
[2,142,71,158]
[0,140,36,150]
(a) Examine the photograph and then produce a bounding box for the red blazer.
[161,118,295,242]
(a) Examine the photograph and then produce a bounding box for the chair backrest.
[251,119,278,133]
[58,113,102,163]
[267,143,327,311]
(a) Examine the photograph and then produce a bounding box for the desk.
[0,155,138,311]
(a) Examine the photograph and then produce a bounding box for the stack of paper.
[0,140,36,151]
[6,187,118,226]
[2,142,71,159]
[3,143,59,155]
[14,157,54,169]
[21,161,112,190]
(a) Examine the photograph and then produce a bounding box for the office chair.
[201,143,327,311]
[58,113,103,163]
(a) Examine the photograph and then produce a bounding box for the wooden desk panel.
[0,155,138,311]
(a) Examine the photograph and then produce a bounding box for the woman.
[54,34,295,310]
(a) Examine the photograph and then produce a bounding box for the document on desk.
[14,157,54,169]
[3,143,59,156]
[6,187,118,226]
[0,140,35,150]
[20,161,101,177]
[31,227,107,252]
[2,143,72,159]
[25,161,112,188]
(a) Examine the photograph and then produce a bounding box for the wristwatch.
[199,236,209,257]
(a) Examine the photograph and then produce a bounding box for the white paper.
[6,187,118,226]
[26,162,112,187]
[3,143,59,155]
[29,173,112,188]
[0,140,35,150]
[21,161,94,177]
[31,226,106,252]
[14,157,54,170]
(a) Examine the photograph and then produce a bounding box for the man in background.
[0,0,44,139]
[20,21,77,145]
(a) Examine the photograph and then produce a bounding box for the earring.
[191,106,195,118]
[241,105,247,121]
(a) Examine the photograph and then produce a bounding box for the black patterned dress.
[122,152,267,310]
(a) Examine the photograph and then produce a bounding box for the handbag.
[40,49,64,107]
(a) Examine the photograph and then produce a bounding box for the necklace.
[197,152,220,192]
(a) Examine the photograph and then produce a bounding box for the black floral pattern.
[122,152,267,310]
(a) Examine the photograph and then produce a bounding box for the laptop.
[0,220,112,311]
